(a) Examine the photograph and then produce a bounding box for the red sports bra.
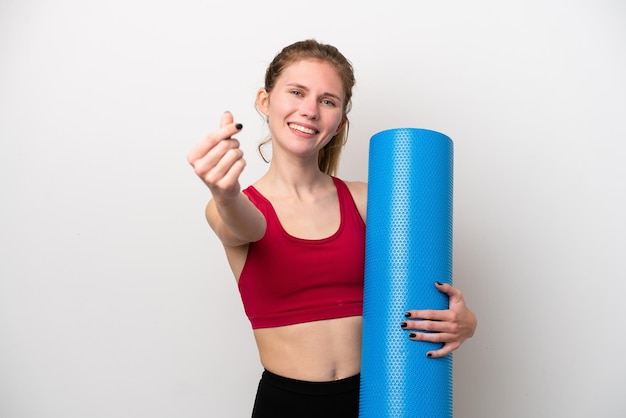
[238,177,365,329]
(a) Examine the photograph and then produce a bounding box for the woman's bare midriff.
[252,315,362,382]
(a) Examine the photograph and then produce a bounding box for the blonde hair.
[258,39,355,176]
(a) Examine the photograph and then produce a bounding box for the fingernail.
[427,353,433,358]
[235,123,243,130]
[435,281,443,286]
[404,312,412,318]
[401,322,408,328]
[409,333,417,338]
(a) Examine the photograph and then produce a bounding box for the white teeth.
[289,123,316,134]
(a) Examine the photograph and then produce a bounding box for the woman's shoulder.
[335,178,368,221]
[339,179,367,195]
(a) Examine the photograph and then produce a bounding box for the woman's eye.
[290,90,302,96]
[321,99,336,107]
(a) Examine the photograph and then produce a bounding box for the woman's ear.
[256,88,270,117]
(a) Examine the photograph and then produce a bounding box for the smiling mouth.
[289,123,318,135]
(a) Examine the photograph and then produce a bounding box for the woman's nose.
[299,97,319,120]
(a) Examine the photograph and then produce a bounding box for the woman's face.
[256,59,346,160]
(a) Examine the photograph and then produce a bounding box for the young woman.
[187,39,477,418]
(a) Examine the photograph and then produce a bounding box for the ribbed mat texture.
[360,128,453,418]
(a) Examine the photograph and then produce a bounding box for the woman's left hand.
[402,282,477,358]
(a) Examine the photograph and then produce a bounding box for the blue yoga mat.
[360,128,453,418]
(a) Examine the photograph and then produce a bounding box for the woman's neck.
[256,160,332,199]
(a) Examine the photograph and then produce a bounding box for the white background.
[1,1,625,417]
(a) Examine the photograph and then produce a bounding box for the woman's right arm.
[187,112,266,247]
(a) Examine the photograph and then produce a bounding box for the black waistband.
[260,369,360,396]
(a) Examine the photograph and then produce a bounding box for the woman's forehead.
[277,59,344,95]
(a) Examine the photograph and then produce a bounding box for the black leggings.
[251,369,360,418]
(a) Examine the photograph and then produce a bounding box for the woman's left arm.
[402,282,477,358]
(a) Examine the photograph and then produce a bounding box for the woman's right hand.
[187,111,246,203]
